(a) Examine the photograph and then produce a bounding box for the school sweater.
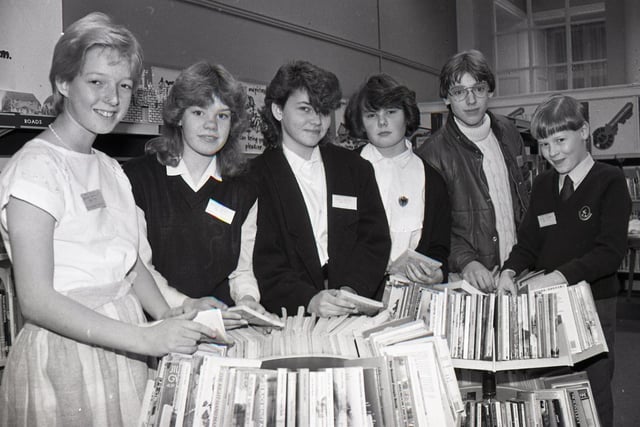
[503,162,631,299]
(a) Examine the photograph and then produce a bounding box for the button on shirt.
[360,140,425,263]
[282,144,329,266]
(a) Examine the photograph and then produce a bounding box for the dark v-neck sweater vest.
[124,154,257,304]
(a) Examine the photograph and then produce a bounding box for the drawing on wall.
[240,82,266,155]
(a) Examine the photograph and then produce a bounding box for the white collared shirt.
[558,154,595,193]
[282,144,329,266]
[360,140,425,263]
[142,156,260,307]
[166,156,222,191]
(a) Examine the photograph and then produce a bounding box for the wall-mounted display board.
[418,84,640,160]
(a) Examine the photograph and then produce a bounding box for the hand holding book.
[388,249,443,285]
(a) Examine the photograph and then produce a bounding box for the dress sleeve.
[0,145,66,228]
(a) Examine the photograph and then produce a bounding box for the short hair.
[49,12,144,115]
[530,94,587,140]
[260,60,342,147]
[439,49,496,99]
[344,73,420,140]
[145,61,250,177]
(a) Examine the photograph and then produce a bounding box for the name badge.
[81,190,106,211]
[332,194,357,211]
[537,212,557,228]
[205,199,235,224]
[516,155,524,168]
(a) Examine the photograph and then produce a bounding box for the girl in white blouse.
[345,74,452,285]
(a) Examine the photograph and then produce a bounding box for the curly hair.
[146,61,250,177]
[439,49,496,99]
[530,94,587,141]
[260,60,342,148]
[49,12,144,115]
[344,73,420,140]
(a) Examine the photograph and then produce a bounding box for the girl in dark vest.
[124,61,270,324]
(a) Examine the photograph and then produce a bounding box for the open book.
[337,290,384,316]
[388,248,442,277]
[193,308,229,342]
[228,305,285,328]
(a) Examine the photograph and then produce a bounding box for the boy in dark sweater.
[498,95,631,427]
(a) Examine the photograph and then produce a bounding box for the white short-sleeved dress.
[0,138,152,427]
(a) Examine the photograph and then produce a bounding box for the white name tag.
[537,212,557,228]
[81,190,106,211]
[332,194,357,210]
[205,198,236,224]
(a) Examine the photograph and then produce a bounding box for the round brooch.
[398,196,409,207]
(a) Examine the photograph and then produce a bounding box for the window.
[494,0,606,96]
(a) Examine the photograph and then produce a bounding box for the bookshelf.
[382,278,607,426]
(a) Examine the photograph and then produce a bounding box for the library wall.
[62,0,457,101]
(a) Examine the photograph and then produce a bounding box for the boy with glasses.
[416,49,530,291]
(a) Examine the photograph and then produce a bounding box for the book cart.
[384,276,608,427]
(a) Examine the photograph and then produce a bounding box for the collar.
[561,154,594,190]
[454,113,491,142]
[282,144,322,174]
[360,139,413,167]
[166,156,222,191]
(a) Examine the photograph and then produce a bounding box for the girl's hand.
[221,310,248,330]
[183,296,228,312]
[405,262,443,285]
[308,289,357,318]
[140,311,218,356]
[236,295,268,314]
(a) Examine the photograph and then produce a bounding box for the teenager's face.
[273,89,331,159]
[180,95,232,161]
[444,72,492,128]
[537,124,590,175]
[57,46,134,135]
[362,107,408,157]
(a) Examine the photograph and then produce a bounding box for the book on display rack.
[138,306,467,427]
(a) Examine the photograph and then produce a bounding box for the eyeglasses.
[447,83,490,102]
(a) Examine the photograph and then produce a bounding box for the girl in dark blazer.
[252,61,391,317]
[344,74,451,285]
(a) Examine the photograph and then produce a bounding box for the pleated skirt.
[0,280,153,427]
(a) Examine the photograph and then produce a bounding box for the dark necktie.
[560,175,574,201]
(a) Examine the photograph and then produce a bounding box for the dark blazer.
[414,159,452,281]
[251,144,391,314]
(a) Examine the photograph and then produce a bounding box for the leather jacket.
[415,111,530,272]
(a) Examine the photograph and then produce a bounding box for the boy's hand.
[462,261,497,292]
[497,270,518,295]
